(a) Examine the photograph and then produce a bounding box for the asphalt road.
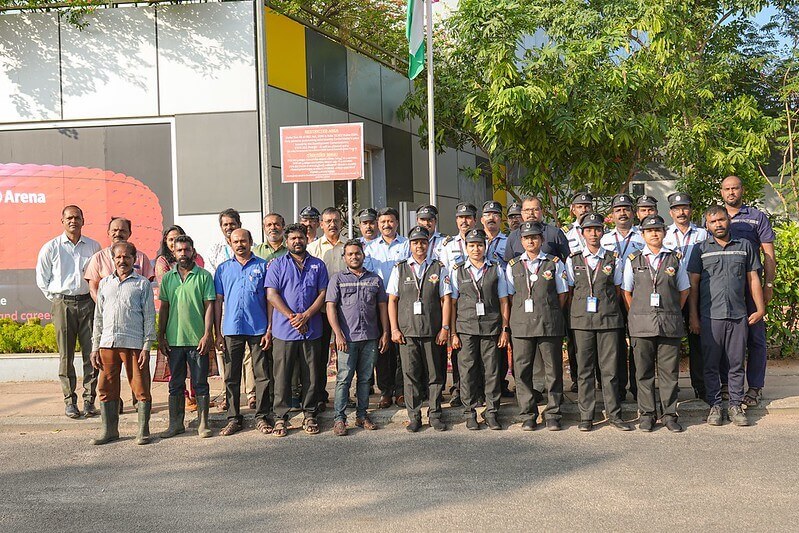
[1,414,798,532]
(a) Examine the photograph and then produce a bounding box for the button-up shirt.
[728,204,776,250]
[564,221,586,254]
[504,223,570,262]
[622,246,691,293]
[84,246,155,284]
[36,233,102,300]
[663,223,707,266]
[364,235,409,282]
[438,234,468,271]
[386,256,452,298]
[566,247,623,286]
[506,252,569,295]
[308,235,347,276]
[450,260,509,299]
[264,253,329,341]
[427,231,446,261]
[326,268,388,342]
[207,240,233,276]
[687,236,761,320]
[214,255,269,336]
[253,240,288,262]
[92,271,156,351]
[486,232,508,268]
[600,227,645,259]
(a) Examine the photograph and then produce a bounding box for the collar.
[609,226,639,237]
[408,255,430,268]
[378,235,400,246]
[265,240,286,251]
[523,251,548,262]
[668,222,696,234]
[320,235,343,247]
[60,233,87,245]
[234,254,259,266]
[708,235,740,247]
[112,270,142,282]
[486,231,505,241]
[582,246,606,259]
[467,259,491,270]
[642,246,668,257]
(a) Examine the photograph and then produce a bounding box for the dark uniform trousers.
[631,336,680,418]
[513,337,563,421]
[701,317,747,407]
[617,305,637,400]
[316,318,333,403]
[52,295,96,405]
[574,329,623,421]
[224,336,273,424]
[458,334,501,416]
[564,306,578,383]
[682,306,705,398]
[273,338,320,420]
[399,337,445,421]
[376,341,403,398]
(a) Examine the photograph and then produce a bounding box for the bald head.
[721,175,743,208]
[230,228,253,259]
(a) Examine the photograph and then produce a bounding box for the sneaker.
[729,405,750,426]
[639,416,655,432]
[664,417,683,433]
[83,402,99,418]
[707,404,723,426]
[332,420,347,436]
[545,419,561,431]
[65,404,81,419]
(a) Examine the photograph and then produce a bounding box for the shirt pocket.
[703,256,723,275]
[730,255,746,277]
[363,286,377,306]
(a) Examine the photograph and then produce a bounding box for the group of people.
[34,174,775,443]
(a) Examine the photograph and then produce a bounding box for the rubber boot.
[160,395,186,438]
[92,400,120,445]
[136,401,152,445]
[196,394,212,438]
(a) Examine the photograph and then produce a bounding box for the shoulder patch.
[436,260,445,267]
[508,258,519,267]
[675,251,683,260]
[395,259,407,266]
[628,251,641,261]
[451,262,461,270]
[442,236,453,245]
[570,251,581,258]
[612,251,619,259]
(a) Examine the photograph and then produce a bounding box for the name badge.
[524,299,534,313]
[586,296,598,313]
[476,302,486,316]
[413,301,423,315]
[650,293,660,307]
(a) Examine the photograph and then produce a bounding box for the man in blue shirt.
[266,223,329,437]
[214,229,272,437]
[722,175,777,406]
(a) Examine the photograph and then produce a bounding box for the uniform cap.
[519,221,544,237]
[299,206,320,219]
[611,194,633,208]
[641,214,666,229]
[579,212,604,230]
[481,200,503,214]
[357,208,377,222]
[668,192,692,208]
[416,205,437,219]
[408,225,430,241]
[507,202,522,216]
[636,195,658,208]
[571,192,594,205]
[456,202,477,217]
[464,228,487,243]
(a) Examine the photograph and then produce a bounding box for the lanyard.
[427,235,437,258]
[465,262,487,303]
[584,254,603,297]
[674,227,693,255]
[646,252,665,292]
[411,260,430,301]
[614,231,634,257]
[522,257,542,299]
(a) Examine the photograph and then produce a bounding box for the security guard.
[506,202,523,232]
[450,228,510,430]
[565,192,594,254]
[299,205,321,243]
[415,205,446,260]
[506,221,568,431]
[387,226,452,432]
[357,208,379,246]
[566,213,632,431]
[438,202,478,407]
[633,195,658,231]
[622,215,690,433]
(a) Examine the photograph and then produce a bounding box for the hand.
[748,310,765,326]
[689,314,701,335]
[260,331,272,351]
[498,331,510,349]
[764,286,773,307]
[391,329,405,345]
[215,335,226,353]
[158,336,171,358]
[289,312,309,329]
[298,324,309,335]
[335,331,348,353]
[378,332,389,353]
[451,333,462,351]
[196,334,212,356]
[138,349,149,369]
[91,350,102,370]
[436,328,449,346]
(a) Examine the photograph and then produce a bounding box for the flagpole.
[426,0,437,207]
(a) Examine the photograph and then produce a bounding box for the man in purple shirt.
[265,223,329,437]
[326,239,390,436]
[722,175,777,405]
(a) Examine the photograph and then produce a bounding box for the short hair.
[173,235,194,249]
[263,212,285,226]
[62,205,84,218]
[321,207,341,218]
[704,204,729,220]
[218,208,241,226]
[521,196,542,207]
[230,228,253,242]
[377,207,399,220]
[284,223,307,238]
[108,217,132,231]
[110,241,136,257]
[343,239,364,252]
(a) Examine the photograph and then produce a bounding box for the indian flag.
[406,0,425,79]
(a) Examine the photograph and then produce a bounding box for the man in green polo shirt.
[253,213,289,261]
[158,235,216,438]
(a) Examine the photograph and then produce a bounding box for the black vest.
[569,251,623,330]
[454,261,501,336]
[627,250,685,338]
[508,254,565,337]
[396,260,445,337]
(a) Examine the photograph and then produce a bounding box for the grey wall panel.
[176,112,260,215]
[476,155,492,202]
[350,114,383,149]
[383,125,413,209]
[347,50,381,122]
[411,135,429,195]
[306,30,348,110]
[436,196,461,236]
[371,148,387,209]
[0,13,61,123]
[381,66,410,132]
[158,1,256,115]
[436,147,459,198]
[457,151,480,207]
[267,86,309,168]
[308,100,348,125]
[61,8,158,120]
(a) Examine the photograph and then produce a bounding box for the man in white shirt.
[207,208,241,276]
[36,205,102,419]
[564,193,593,254]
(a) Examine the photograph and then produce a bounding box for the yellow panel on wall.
[265,9,307,97]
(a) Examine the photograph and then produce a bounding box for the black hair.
[218,208,241,226]
[108,217,132,232]
[157,225,186,264]
[285,223,308,238]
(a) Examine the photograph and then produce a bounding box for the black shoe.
[429,417,447,431]
[450,395,463,408]
[639,416,655,432]
[610,418,634,431]
[65,404,81,419]
[484,415,502,430]
[83,402,99,418]
[664,417,683,432]
[521,418,537,431]
[466,416,480,430]
[578,420,593,432]
[501,389,515,398]
[569,382,578,393]
[406,419,422,432]
[546,419,561,431]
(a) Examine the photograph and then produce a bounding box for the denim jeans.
[167,346,210,397]
[334,340,378,422]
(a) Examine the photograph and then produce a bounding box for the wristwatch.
[765,282,774,288]
[442,325,450,331]
[503,326,511,333]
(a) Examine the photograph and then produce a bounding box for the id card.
[413,301,423,315]
[650,293,660,307]
[476,302,486,316]
[524,299,534,313]
[586,296,598,313]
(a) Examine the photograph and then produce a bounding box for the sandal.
[220,420,242,436]
[743,388,761,407]
[302,417,320,435]
[355,416,377,430]
[256,418,274,434]
[272,420,287,438]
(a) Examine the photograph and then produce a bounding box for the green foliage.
[768,221,799,357]
[0,318,59,354]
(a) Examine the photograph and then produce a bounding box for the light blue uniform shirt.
[505,252,569,295]
[386,256,452,298]
[663,223,707,267]
[364,235,410,282]
[450,260,509,299]
[621,246,691,293]
[565,247,624,287]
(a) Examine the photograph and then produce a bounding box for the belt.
[55,293,92,302]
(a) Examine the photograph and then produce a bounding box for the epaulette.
[395,259,408,266]
[435,260,445,267]
[442,236,454,245]
[508,258,519,267]
[612,251,619,259]
[628,250,642,261]
[570,251,581,258]
[675,250,683,260]
[545,254,559,263]
[452,260,464,270]
[266,258,275,269]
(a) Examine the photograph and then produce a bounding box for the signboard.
[280,123,364,183]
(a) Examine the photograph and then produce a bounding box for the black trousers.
[399,337,445,420]
[631,336,680,419]
[273,338,320,420]
[224,335,273,423]
[617,306,638,398]
[682,306,705,398]
[574,329,622,421]
[376,340,403,398]
[458,334,501,416]
[316,318,333,404]
[513,336,563,421]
